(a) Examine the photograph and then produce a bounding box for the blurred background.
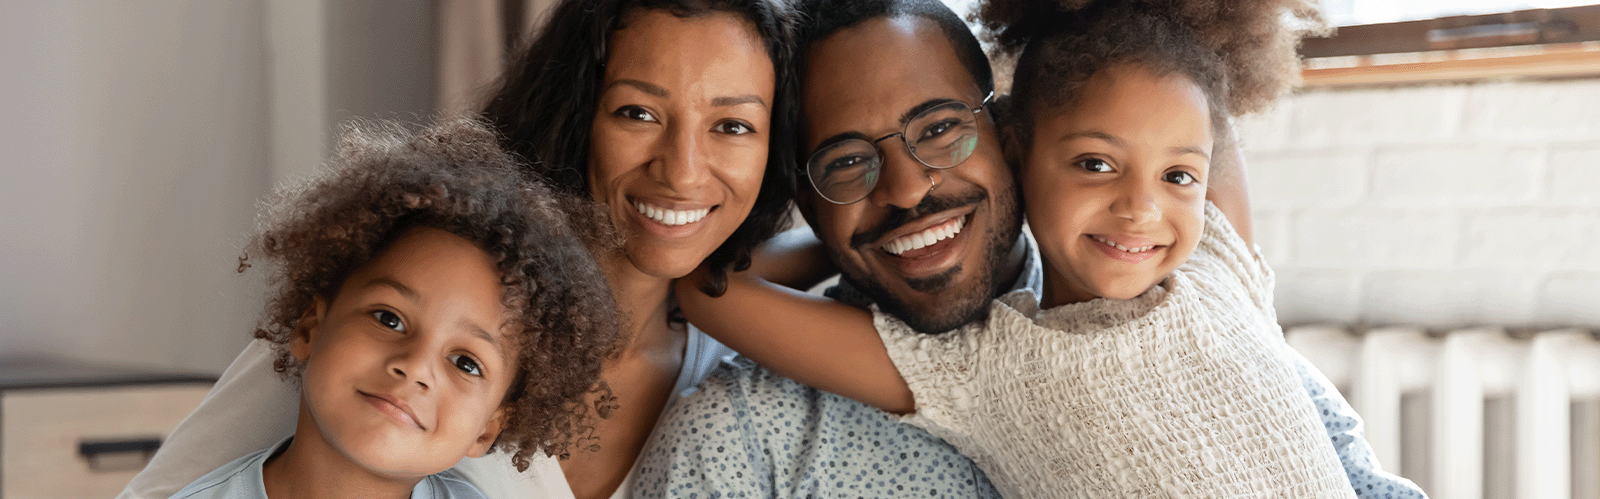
[0,0,1597,498]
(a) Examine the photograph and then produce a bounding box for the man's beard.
[840,181,1023,334]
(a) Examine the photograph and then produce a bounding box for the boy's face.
[1022,64,1212,307]
[291,227,517,478]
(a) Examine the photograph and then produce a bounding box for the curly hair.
[241,116,623,471]
[977,0,1325,146]
[481,0,799,297]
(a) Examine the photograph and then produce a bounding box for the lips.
[360,391,424,430]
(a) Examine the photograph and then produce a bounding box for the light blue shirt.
[171,438,487,499]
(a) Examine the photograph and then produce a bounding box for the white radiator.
[1285,325,1600,499]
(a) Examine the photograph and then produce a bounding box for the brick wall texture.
[1238,78,1600,328]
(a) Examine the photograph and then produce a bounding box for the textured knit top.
[877,203,1357,499]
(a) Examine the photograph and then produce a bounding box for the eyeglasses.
[804,92,993,205]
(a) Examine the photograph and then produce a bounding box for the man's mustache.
[849,189,987,249]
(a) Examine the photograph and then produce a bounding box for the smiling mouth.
[884,215,965,256]
[1089,235,1159,254]
[360,391,425,430]
[634,201,711,226]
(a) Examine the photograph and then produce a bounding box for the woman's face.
[589,9,776,280]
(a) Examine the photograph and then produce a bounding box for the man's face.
[799,16,1023,334]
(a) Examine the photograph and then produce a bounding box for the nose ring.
[925,172,940,196]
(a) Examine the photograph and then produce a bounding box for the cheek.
[715,146,769,204]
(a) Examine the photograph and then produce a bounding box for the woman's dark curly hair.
[481,0,799,296]
[976,0,1325,147]
[241,116,623,471]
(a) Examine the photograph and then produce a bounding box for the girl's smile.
[1085,233,1167,264]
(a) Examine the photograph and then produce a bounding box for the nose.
[1110,177,1162,224]
[651,122,710,193]
[387,341,432,390]
[866,138,940,209]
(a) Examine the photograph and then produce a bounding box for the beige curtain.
[435,0,556,114]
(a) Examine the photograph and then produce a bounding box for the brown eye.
[714,120,755,135]
[1164,171,1197,186]
[616,105,657,123]
[372,310,405,331]
[448,354,482,377]
[1076,158,1112,173]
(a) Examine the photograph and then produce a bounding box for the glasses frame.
[803,91,994,205]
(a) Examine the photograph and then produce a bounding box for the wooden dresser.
[0,357,215,499]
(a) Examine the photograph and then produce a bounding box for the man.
[634,0,1421,497]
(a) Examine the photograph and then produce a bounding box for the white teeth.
[884,216,965,256]
[634,202,710,226]
[1092,235,1156,253]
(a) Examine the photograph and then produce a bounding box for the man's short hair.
[795,0,994,98]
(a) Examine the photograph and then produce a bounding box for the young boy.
[172,117,622,499]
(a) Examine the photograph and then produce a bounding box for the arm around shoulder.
[117,339,299,499]
[674,270,914,414]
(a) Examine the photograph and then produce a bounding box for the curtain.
[435,0,554,114]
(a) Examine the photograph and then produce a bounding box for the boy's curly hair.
[976,0,1326,147]
[241,116,623,471]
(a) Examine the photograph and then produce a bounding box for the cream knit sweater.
[876,203,1356,498]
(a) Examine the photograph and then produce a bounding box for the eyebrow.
[1170,145,1211,160]
[608,79,767,109]
[608,79,669,98]
[899,98,961,127]
[458,318,502,351]
[1059,130,1122,147]
[712,94,768,109]
[809,98,966,153]
[365,277,419,302]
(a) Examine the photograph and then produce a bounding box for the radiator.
[1285,325,1600,499]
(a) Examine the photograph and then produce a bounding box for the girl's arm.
[741,226,838,291]
[676,270,915,414]
[1206,118,1254,246]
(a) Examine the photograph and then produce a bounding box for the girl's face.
[291,228,516,478]
[589,9,776,280]
[1021,64,1213,307]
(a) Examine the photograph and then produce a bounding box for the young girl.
[675,0,1399,497]
[172,117,622,499]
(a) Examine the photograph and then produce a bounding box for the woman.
[119,1,797,498]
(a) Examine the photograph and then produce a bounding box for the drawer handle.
[78,437,163,472]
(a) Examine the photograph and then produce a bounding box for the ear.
[467,406,509,458]
[288,297,328,362]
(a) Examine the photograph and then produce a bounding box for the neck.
[993,232,1029,298]
[600,254,681,357]
[261,409,421,499]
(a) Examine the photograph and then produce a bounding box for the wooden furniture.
[0,357,215,499]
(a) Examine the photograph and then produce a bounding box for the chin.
[846,271,992,335]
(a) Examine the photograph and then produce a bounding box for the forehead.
[800,16,978,146]
[606,10,775,98]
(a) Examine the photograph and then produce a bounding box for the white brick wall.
[1239,78,1600,328]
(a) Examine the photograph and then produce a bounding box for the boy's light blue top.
[170,438,487,499]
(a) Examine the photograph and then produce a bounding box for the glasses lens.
[807,139,882,204]
[905,101,980,169]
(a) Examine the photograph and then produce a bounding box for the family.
[121,0,1428,498]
